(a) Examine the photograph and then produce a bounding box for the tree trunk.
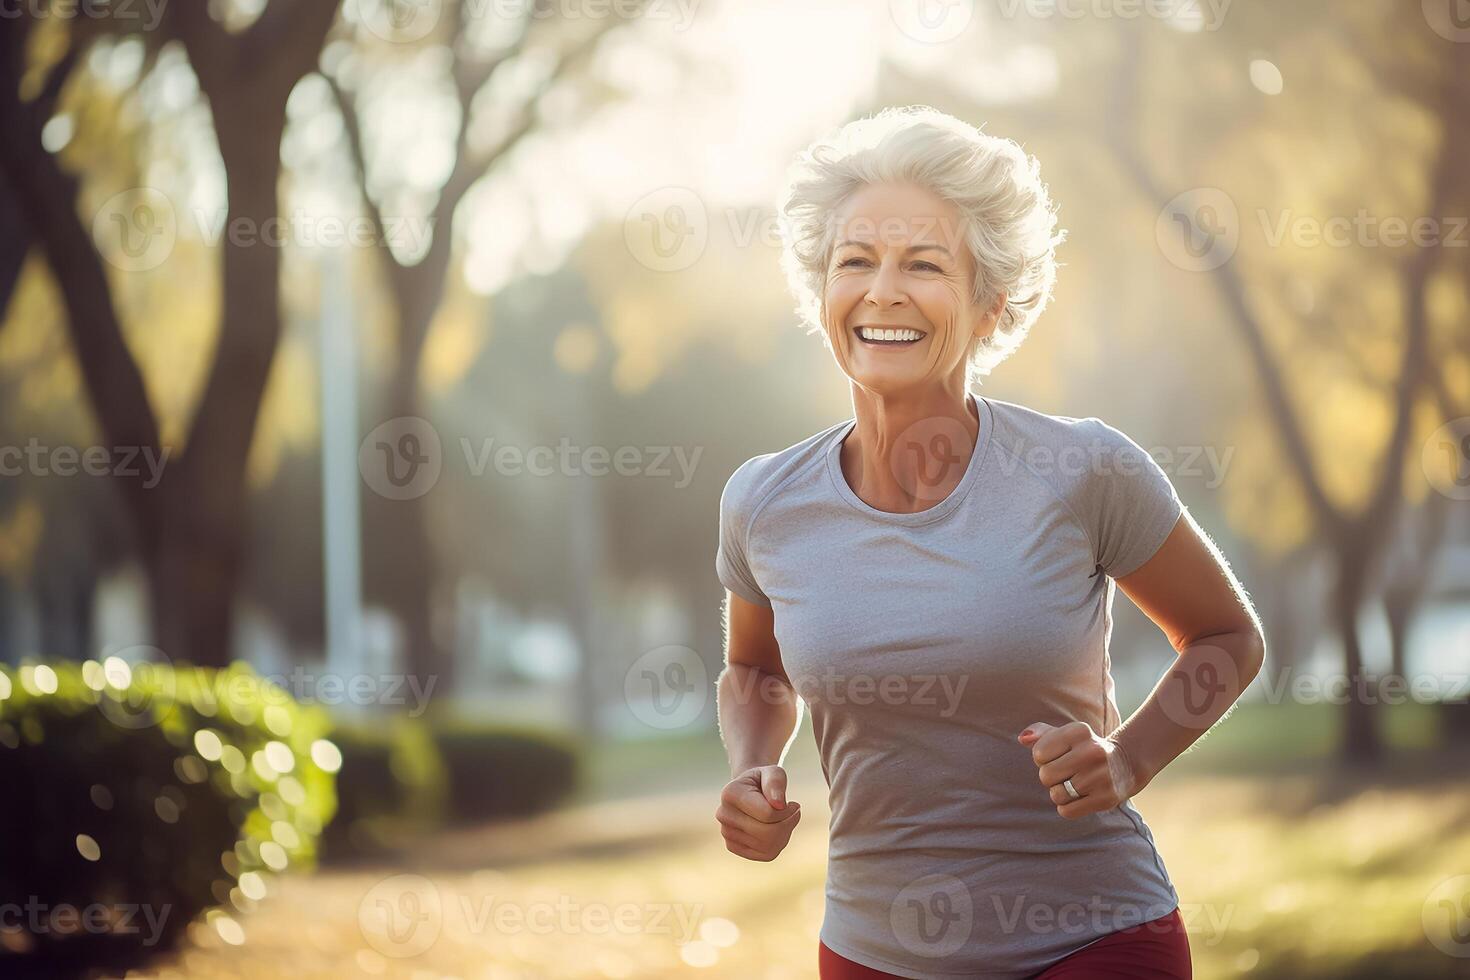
[1381,489,1455,691]
[144,102,289,668]
[0,583,18,665]
[37,571,95,663]
[0,6,343,671]
[1333,561,1380,765]
[146,515,239,668]
[0,167,28,319]
[361,369,447,692]
[1384,588,1412,682]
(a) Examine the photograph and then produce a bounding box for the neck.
[841,380,980,513]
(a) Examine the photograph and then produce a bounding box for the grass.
[124,761,1470,978]
[566,728,735,806]
[1161,700,1445,775]
[1139,760,1470,978]
[123,702,1470,978]
[566,700,1453,799]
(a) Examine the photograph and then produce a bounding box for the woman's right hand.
[716,764,802,862]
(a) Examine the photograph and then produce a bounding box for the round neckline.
[825,392,993,526]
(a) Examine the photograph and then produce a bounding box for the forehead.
[831,182,969,251]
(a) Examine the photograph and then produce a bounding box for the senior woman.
[712,107,1265,980]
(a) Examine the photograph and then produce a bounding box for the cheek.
[821,278,860,355]
[918,282,974,362]
[824,274,862,308]
[822,277,863,324]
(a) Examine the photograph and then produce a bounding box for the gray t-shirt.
[715,392,1185,980]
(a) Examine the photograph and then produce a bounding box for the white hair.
[777,106,1066,385]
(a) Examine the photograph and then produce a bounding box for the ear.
[969,290,1008,346]
[984,289,1009,325]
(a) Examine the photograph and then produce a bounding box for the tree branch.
[159,0,234,84]
[242,0,343,83]
[0,23,164,528]
[1353,35,1470,549]
[1102,26,1346,539]
[324,72,395,269]
[433,5,636,251]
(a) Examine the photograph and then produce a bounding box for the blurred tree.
[0,1,341,666]
[325,0,649,692]
[1099,16,1469,763]
[879,1,1470,761]
[0,170,27,320]
[1383,302,1470,689]
[437,241,838,734]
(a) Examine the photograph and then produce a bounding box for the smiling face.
[821,182,1001,396]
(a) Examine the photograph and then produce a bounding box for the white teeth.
[859,327,923,342]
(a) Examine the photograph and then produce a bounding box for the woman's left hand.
[1017,721,1144,819]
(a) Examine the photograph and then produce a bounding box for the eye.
[911,261,942,272]
[836,256,871,269]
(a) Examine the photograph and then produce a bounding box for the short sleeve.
[1074,418,1185,579]
[715,457,772,607]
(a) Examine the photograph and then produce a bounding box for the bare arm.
[1021,510,1266,816]
[713,590,805,861]
[716,590,803,778]
[1107,510,1267,792]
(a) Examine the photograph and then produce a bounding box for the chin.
[846,365,934,397]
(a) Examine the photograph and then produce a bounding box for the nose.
[863,255,909,309]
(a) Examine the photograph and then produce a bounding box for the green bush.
[0,660,338,978]
[431,723,580,824]
[320,716,581,858]
[320,716,447,859]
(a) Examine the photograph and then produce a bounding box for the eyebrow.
[835,240,954,258]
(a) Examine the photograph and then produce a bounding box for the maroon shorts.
[818,907,1192,979]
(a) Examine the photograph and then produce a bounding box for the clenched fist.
[1018,720,1143,819]
[716,764,802,862]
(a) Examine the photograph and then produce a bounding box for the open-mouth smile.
[853,325,927,348]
